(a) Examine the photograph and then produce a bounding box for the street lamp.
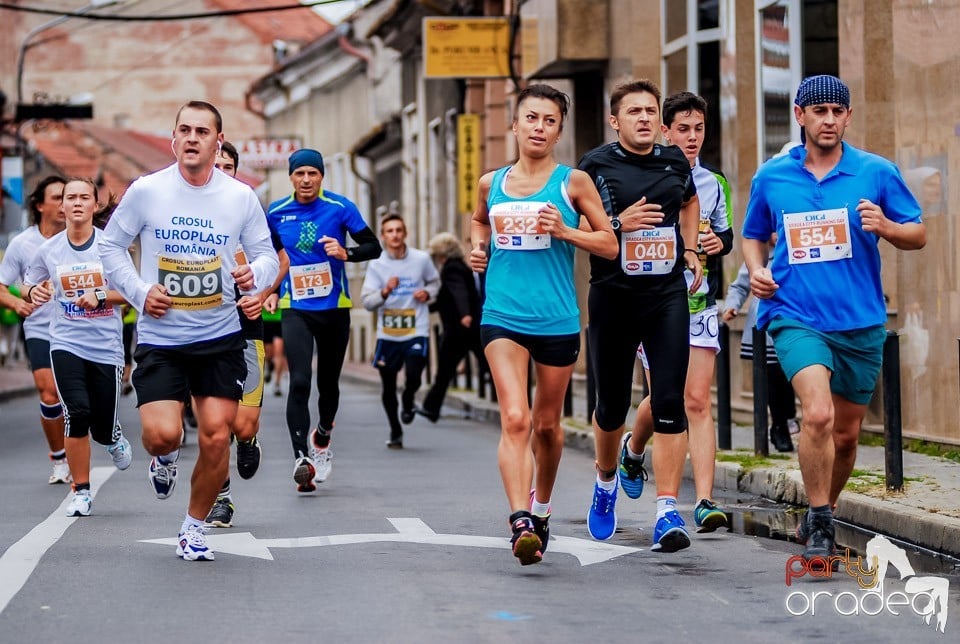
[16,0,122,106]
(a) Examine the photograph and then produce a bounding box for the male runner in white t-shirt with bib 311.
[100,101,280,561]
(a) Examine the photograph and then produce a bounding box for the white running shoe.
[66,489,92,517]
[107,436,133,470]
[177,527,214,561]
[148,456,178,499]
[293,455,316,493]
[49,456,72,485]
[307,428,332,483]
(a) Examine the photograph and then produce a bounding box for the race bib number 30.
[382,308,416,337]
[489,201,551,251]
[621,227,677,275]
[783,207,852,264]
[290,262,333,300]
[158,255,223,310]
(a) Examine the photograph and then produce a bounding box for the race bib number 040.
[290,262,333,300]
[783,207,852,264]
[489,201,551,251]
[621,227,677,275]
[158,255,223,310]
[382,308,416,337]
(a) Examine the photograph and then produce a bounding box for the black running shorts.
[133,333,247,406]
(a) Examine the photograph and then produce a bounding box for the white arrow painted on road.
[140,517,641,566]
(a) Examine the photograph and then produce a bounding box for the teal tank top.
[481,164,580,335]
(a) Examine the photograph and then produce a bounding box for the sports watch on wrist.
[95,288,107,308]
[610,216,621,231]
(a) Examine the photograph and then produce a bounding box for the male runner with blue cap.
[741,75,926,562]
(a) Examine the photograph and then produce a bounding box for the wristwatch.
[95,288,107,308]
[610,216,621,231]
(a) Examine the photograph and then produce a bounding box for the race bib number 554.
[158,255,223,310]
[783,207,852,264]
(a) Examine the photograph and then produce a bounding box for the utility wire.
[0,0,347,20]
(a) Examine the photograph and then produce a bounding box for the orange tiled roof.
[209,0,333,45]
[26,121,261,198]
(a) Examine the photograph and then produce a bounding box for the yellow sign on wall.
[423,17,511,79]
[457,114,481,214]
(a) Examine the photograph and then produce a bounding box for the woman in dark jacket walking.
[417,233,484,422]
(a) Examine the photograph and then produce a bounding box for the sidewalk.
[341,361,960,558]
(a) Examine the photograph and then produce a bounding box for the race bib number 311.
[158,255,223,310]
[783,207,852,264]
[489,201,551,251]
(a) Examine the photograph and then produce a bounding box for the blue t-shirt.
[742,142,921,332]
[481,164,580,335]
[267,190,368,311]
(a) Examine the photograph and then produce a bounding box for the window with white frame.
[755,0,838,162]
[661,0,724,168]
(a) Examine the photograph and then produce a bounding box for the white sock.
[531,500,551,517]
[158,449,179,465]
[597,474,618,492]
[626,443,644,461]
[180,513,204,534]
[656,495,678,519]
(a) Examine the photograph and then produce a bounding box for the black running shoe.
[802,512,836,561]
[532,514,550,554]
[205,497,235,528]
[400,408,415,424]
[509,512,542,566]
[415,407,439,423]
[236,436,262,480]
[386,437,403,449]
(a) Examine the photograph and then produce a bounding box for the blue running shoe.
[694,499,728,533]
[651,510,690,553]
[587,479,618,540]
[618,432,648,499]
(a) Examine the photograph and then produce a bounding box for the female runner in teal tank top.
[469,84,617,565]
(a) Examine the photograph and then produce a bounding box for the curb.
[0,385,36,403]
[343,366,960,558]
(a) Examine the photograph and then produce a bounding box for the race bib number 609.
[158,255,223,310]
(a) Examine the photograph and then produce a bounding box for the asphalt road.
[0,379,956,643]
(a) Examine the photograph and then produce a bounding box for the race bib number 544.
[158,255,223,310]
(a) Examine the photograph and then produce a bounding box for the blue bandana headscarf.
[795,75,850,143]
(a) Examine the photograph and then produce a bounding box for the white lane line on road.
[0,466,115,615]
